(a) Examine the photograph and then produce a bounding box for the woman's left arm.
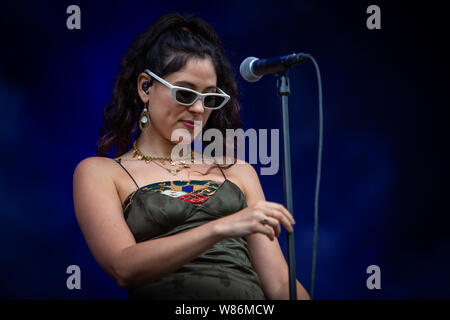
[236,161,310,300]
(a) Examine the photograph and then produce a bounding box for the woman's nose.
[188,98,205,114]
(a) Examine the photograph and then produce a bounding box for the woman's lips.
[180,120,194,129]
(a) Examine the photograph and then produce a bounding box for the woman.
[73,13,310,300]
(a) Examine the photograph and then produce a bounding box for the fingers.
[260,216,281,237]
[264,225,275,241]
[261,224,275,241]
[265,201,296,225]
[252,214,276,241]
[238,200,296,241]
[254,201,295,234]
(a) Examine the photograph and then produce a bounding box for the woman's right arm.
[73,157,226,289]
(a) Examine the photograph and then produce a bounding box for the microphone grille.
[239,57,261,82]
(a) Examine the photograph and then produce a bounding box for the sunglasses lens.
[204,95,226,109]
[175,89,197,104]
[174,88,227,109]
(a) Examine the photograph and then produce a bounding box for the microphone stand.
[276,70,297,300]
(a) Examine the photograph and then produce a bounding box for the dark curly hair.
[97,13,243,164]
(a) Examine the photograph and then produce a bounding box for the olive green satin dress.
[115,158,267,300]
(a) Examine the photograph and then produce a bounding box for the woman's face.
[139,56,217,145]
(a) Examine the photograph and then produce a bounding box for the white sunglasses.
[144,69,230,110]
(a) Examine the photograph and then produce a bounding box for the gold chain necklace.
[151,159,185,176]
[132,140,194,175]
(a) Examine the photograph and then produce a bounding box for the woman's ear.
[137,72,153,103]
[142,81,150,94]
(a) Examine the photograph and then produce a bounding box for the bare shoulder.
[225,159,258,178]
[72,156,124,223]
[222,159,264,202]
[73,156,116,179]
[72,156,121,196]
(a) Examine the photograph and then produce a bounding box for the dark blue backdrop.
[1,0,448,299]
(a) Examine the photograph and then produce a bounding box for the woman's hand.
[213,200,296,241]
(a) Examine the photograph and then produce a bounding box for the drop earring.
[139,103,150,131]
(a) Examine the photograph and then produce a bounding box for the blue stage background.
[0,0,448,299]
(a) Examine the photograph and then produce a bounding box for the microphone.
[240,53,310,82]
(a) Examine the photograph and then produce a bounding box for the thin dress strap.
[215,162,227,180]
[114,158,139,189]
